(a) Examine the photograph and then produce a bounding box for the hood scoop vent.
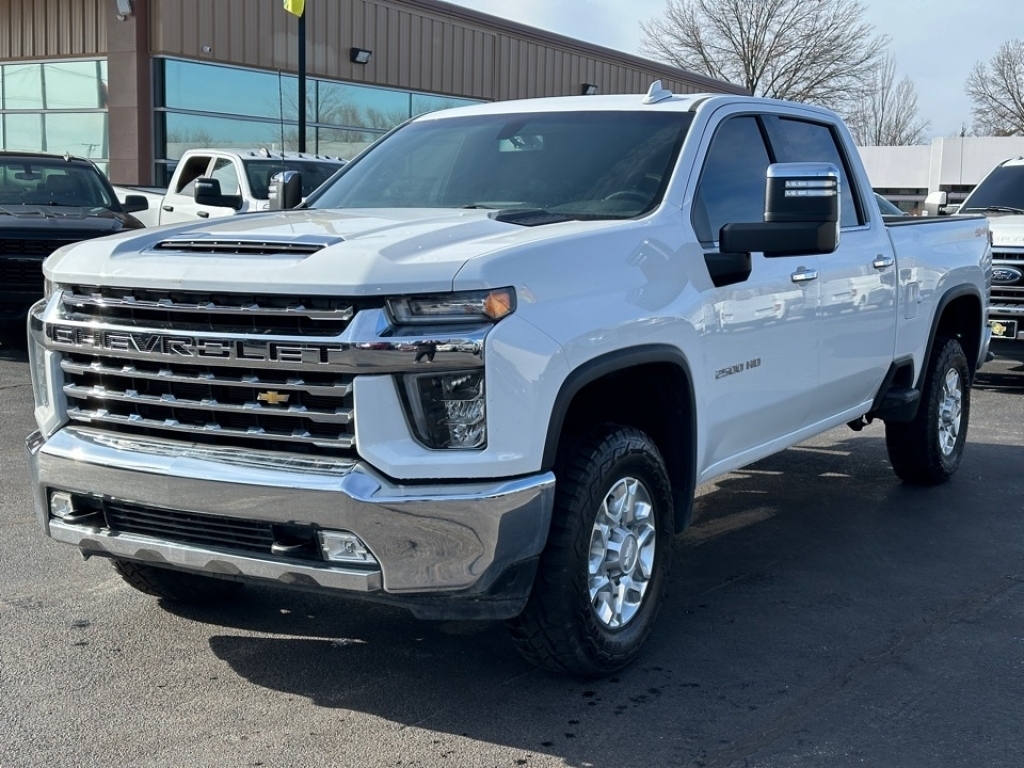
[153,238,334,256]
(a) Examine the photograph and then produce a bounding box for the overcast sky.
[445,0,1020,140]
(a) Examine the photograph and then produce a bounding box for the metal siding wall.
[0,0,106,59]
[145,0,739,100]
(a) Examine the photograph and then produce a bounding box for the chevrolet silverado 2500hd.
[25,83,992,676]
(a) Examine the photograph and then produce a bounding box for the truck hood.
[44,207,608,294]
[0,205,141,232]
[985,213,1024,248]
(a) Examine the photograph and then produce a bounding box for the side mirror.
[719,162,840,258]
[923,190,948,217]
[122,194,149,213]
[194,177,243,210]
[268,171,303,210]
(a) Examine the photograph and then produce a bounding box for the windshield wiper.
[963,205,1024,214]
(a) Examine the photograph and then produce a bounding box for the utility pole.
[284,0,307,153]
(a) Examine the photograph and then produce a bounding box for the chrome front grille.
[52,288,380,457]
[993,250,1024,264]
[61,285,363,335]
[991,252,1024,310]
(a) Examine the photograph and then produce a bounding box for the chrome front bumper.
[26,427,554,613]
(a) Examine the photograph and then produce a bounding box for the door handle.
[872,254,895,270]
[162,205,174,212]
[791,267,818,283]
[197,211,209,218]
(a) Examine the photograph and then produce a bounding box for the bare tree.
[639,0,887,114]
[965,39,1024,136]
[845,55,929,146]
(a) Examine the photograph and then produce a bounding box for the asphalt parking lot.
[2,336,1022,768]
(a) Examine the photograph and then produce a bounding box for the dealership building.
[0,0,743,185]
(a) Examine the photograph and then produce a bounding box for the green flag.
[283,0,304,17]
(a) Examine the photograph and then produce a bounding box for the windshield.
[308,111,694,219]
[0,158,115,209]
[243,160,345,199]
[960,164,1024,212]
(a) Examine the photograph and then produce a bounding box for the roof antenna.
[642,80,673,105]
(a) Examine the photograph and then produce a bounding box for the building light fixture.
[350,47,373,64]
[581,83,598,96]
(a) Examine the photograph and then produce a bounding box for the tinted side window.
[692,116,771,244]
[771,118,861,227]
[210,158,241,196]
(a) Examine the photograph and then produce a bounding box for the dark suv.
[0,152,147,335]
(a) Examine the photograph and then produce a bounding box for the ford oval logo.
[992,266,1023,284]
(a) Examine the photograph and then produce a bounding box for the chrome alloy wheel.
[588,476,657,629]
[937,367,963,457]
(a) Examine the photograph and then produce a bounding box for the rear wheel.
[885,337,971,485]
[507,424,674,677]
[112,560,244,603]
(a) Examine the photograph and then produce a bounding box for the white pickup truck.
[26,83,991,676]
[113,148,346,227]
[949,156,1024,363]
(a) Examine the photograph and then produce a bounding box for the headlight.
[400,370,486,449]
[387,288,515,325]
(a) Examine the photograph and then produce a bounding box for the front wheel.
[885,337,971,485]
[507,425,674,677]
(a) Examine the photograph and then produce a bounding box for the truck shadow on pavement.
[160,433,1024,768]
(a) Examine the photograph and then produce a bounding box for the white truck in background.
[927,156,1024,363]
[27,84,991,676]
[113,148,346,227]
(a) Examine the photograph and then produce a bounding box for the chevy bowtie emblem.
[257,391,290,405]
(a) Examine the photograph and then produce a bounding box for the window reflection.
[1,59,109,169]
[157,59,484,166]
[412,93,480,117]
[45,113,108,157]
[317,128,379,160]
[43,61,108,109]
[164,60,287,120]
[3,64,43,109]
[317,81,409,130]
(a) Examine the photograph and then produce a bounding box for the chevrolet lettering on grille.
[48,325,346,365]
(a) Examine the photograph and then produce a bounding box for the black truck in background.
[0,152,147,337]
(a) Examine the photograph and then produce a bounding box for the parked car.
[0,151,145,335]
[112,148,346,227]
[26,84,990,676]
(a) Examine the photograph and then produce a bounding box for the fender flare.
[541,344,698,532]
[917,283,985,389]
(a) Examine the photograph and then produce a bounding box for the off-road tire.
[112,560,244,603]
[507,424,674,677]
[885,336,971,485]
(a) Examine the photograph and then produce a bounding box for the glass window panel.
[280,75,312,122]
[164,113,288,160]
[43,61,106,109]
[210,158,241,195]
[773,118,862,227]
[316,128,381,161]
[411,93,482,118]
[316,81,409,130]
[3,114,44,151]
[44,113,108,158]
[3,63,44,109]
[163,60,284,120]
[692,117,771,243]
